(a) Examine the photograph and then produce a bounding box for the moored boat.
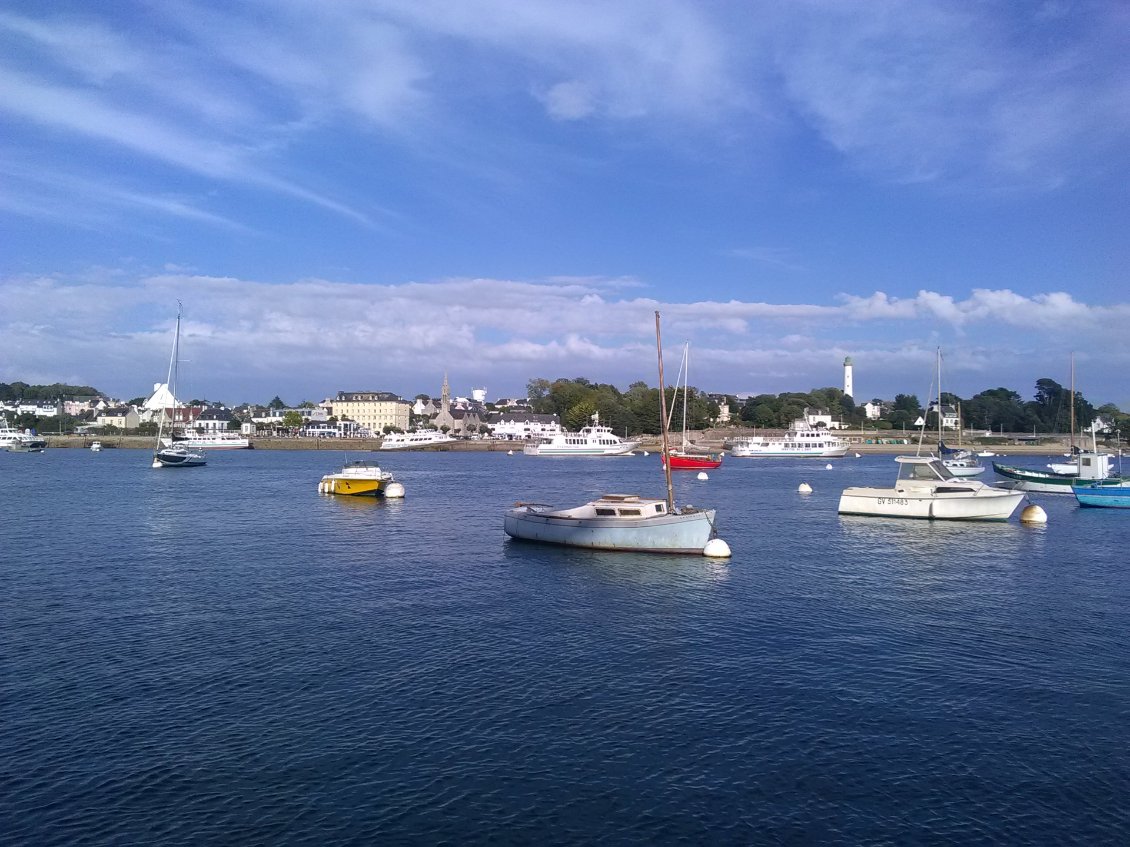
[730,421,849,458]
[505,312,728,556]
[522,413,640,457]
[318,461,405,497]
[168,431,251,449]
[505,494,716,553]
[379,430,457,450]
[665,341,722,471]
[838,455,1025,521]
[993,452,1128,493]
[1072,483,1130,509]
[151,303,206,469]
[90,441,102,452]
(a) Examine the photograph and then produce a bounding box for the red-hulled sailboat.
[664,342,723,471]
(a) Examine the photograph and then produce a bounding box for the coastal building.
[843,356,854,399]
[863,401,883,420]
[194,407,238,433]
[96,406,140,430]
[927,401,960,430]
[331,391,410,434]
[141,383,178,423]
[804,408,848,430]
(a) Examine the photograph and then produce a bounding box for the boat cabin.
[895,456,958,483]
[592,494,668,518]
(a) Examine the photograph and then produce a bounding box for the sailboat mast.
[655,311,675,512]
[937,347,943,450]
[1069,352,1075,453]
[681,343,689,451]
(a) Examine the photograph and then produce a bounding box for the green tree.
[281,411,304,428]
[268,395,287,410]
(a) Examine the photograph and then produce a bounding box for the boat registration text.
[876,497,910,506]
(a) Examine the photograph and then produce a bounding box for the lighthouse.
[843,356,854,398]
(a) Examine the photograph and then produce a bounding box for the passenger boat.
[665,342,722,471]
[151,303,206,469]
[838,455,1025,521]
[378,430,457,450]
[166,431,251,449]
[0,420,48,451]
[522,412,640,456]
[730,421,849,458]
[505,312,728,556]
[318,461,405,497]
[1072,483,1130,509]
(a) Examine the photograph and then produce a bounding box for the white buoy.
[643,450,649,456]
[697,471,709,480]
[507,450,513,455]
[1020,504,1048,524]
[798,482,812,493]
[384,482,406,499]
[854,452,862,458]
[703,538,732,558]
[825,463,833,470]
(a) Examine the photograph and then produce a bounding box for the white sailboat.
[152,303,206,469]
[505,312,729,556]
[934,350,984,477]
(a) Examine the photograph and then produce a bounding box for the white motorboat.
[151,303,206,469]
[838,455,1025,521]
[90,441,102,452]
[378,430,457,450]
[730,421,849,458]
[505,312,728,557]
[522,412,640,457]
[938,444,985,477]
[318,461,405,497]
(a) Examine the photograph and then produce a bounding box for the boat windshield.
[897,459,956,482]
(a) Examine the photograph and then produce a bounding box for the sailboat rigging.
[152,303,206,469]
[502,312,729,555]
[664,342,722,471]
[932,348,984,477]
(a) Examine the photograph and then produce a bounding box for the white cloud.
[2,272,1127,405]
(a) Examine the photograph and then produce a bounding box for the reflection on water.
[501,539,731,586]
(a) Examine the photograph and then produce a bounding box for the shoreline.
[42,434,1089,455]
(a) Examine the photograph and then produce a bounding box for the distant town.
[2,358,1126,442]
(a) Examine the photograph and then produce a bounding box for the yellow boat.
[318,461,405,498]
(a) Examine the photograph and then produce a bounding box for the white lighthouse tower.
[843,356,854,399]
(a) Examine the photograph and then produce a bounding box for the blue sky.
[2,0,1128,408]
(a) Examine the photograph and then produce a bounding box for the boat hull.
[667,452,722,470]
[838,486,1024,521]
[504,507,716,553]
[730,445,849,458]
[319,476,400,497]
[154,448,206,467]
[1072,485,1130,508]
[523,442,640,457]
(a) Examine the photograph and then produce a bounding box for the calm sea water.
[2,447,1128,845]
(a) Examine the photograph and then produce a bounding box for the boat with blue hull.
[1072,484,1130,509]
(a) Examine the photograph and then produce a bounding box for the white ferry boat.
[730,421,849,458]
[166,431,251,450]
[0,420,48,451]
[523,413,640,457]
[379,430,457,450]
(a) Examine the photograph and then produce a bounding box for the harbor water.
[2,448,1128,844]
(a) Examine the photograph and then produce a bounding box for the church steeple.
[441,371,450,410]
